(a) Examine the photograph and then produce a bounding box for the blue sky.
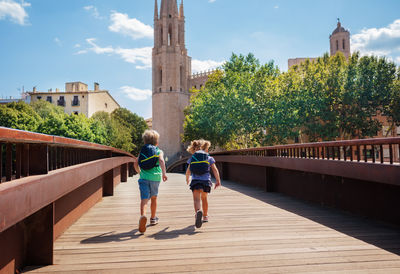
[1,0,400,119]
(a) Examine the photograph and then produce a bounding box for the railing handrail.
[0,126,133,157]
[211,137,400,155]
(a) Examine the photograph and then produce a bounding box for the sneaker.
[139,216,147,233]
[203,216,209,223]
[195,210,203,228]
[150,217,159,226]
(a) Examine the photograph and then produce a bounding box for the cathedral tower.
[152,0,192,163]
[330,19,351,59]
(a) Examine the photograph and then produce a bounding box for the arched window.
[168,24,172,46]
[170,86,173,91]
[160,27,163,46]
[336,40,339,50]
[178,25,182,45]
[159,69,162,86]
[342,39,345,50]
[180,66,184,88]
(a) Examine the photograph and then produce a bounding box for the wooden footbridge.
[1,127,400,273]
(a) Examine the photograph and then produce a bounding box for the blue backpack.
[138,144,159,170]
[189,152,210,175]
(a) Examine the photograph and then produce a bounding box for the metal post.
[6,143,12,182]
[16,144,22,179]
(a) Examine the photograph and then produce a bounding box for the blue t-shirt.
[187,150,216,181]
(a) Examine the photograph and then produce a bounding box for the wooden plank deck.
[24,173,400,273]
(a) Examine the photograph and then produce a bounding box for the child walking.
[134,130,168,234]
[186,139,221,228]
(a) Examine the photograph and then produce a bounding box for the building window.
[200,84,203,88]
[160,27,163,46]
[72,95,80,106]
[105,103,108,108]
[170,86,173,91]
[57,96,65,107]
[336,40,339,50]
[168,24,172,46]
[46,96,52,103]
[343,39,345,50]
[82,95,84,98]
[73,111,79,115]
[37,96,42,100]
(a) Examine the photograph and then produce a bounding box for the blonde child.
[134,130,168,233]
[186,139,221,228]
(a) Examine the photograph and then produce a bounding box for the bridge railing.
[0,127,136,274]
[0,127,133,183]
[212,137,400,164]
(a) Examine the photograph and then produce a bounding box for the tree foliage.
[0,100,147,153]
[184,52,399,149]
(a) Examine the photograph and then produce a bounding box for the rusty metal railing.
[0,127,134,183]
[211,137,400,165]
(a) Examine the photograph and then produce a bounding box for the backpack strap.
[191,155,210,165]
[140,149,160,163]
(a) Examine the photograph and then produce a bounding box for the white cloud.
[0,0,30,25]
[109,11,153,40]
[74,43,81,48]
[83,5,103,19]
[114,47,152,69]
[274,5,279,9]
[396,56,400,64]
[192,59,224,73]
[85,38,114,54]
[76,38,152,69]
[120,86,152,101]
[54,37,61,46]
[351,19,400,64]
[208,0,216,3]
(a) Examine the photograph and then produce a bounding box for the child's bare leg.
[150,196,157,219]
[140,199,149,216]
[201,192,208,216]
[192,190,202,212]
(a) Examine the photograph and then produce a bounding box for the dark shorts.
[190,180,211,193]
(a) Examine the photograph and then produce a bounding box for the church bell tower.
[152,0,192,164]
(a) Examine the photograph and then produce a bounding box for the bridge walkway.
[24,174,400,273]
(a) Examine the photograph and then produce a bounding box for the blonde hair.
[187,139,211,154]
[142,130,160,145]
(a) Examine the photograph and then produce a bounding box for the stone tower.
[330,19,351,59]
[152,0,192,164]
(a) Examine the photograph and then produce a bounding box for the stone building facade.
[152,0,211,163]
[288,20,351,68]
[29,82,120,117]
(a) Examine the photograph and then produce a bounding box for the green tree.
[90,111,114,145]
[111,108,148,155]
[184,53,280,149]
[0,102,42,131]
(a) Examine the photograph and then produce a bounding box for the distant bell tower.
[330,19,351,59]
[152,0,192,164]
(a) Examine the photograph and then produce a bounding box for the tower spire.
[179,0,184,18]
[154,0,158,20]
